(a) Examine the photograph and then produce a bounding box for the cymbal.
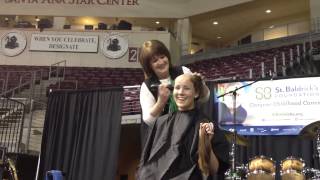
[299,121,320,139]
[223,130,249,146]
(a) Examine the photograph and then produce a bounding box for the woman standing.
[139,40,210,145]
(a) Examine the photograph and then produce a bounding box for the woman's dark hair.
[139,40,172,79]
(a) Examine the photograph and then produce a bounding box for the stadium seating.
[186,43,311,80]
[0,65,144,115]
[0,40,318,115]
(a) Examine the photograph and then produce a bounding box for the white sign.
[30,34,98,52]
[101,34,128,59]
[1,31,27,57]
[216,76,320,135]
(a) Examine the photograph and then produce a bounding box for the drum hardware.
[303,168,320,180]
[219,89,242,180]
[224,130,249,147]
[224,164,247,180]
[299,121,320,167]
[316,128,320,164]
[298,121,320,180]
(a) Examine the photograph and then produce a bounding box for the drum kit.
[224,121,320,180]
[218,81,320,179]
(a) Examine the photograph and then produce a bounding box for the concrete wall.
[238,13,310,44]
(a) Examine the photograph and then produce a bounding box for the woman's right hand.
[147,83,171,120]
[157,84,171,105]
[199,122,214,140]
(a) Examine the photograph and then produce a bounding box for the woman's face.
[173,74,199,111]
[150,55,170,79]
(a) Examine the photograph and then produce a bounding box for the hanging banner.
[215,76,320,135]
[30,34,98,52]
[1,30,27,57]
[101,33,128,59]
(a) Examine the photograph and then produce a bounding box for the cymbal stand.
[221,90,240,180]
[229,91,238,180]
[218,80,260,180]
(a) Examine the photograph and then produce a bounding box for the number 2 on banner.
[129,47,139,62]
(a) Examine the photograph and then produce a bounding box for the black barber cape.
[137,108,230,180]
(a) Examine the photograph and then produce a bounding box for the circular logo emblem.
[1,31,27,57]
[101,34,128,59]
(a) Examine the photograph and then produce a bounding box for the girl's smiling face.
[173,74,199,111]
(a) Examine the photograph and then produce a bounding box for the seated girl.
[137,74,230,180]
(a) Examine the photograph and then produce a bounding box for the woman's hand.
[148,83,172,120]
[198,122,217,176]
[192,72,206,82]
[157,83,171,105]
[199,122,214,140]
[192,72,210,103]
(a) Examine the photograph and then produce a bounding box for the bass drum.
[3,157,18,180]
[280,156,305,180]
[247,156,275,180]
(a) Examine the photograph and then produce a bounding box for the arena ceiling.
[190,0,310,46]
[0,0,309,47]
[68,0,309,46]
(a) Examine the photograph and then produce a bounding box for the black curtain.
[202,81,317,179]
[38,88,123,180]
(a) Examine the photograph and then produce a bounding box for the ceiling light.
[217,36,222,39]
[35,16,40,22]
[213,21,218,25]
[269,25,274,28]
[265,9,272,14]
[155,21,160,24]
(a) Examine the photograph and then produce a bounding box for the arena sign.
[101,33,128,59]
[0,30,27,57]
[30,34,98,52]
[1,0,252,18]
[4,0,139,6]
